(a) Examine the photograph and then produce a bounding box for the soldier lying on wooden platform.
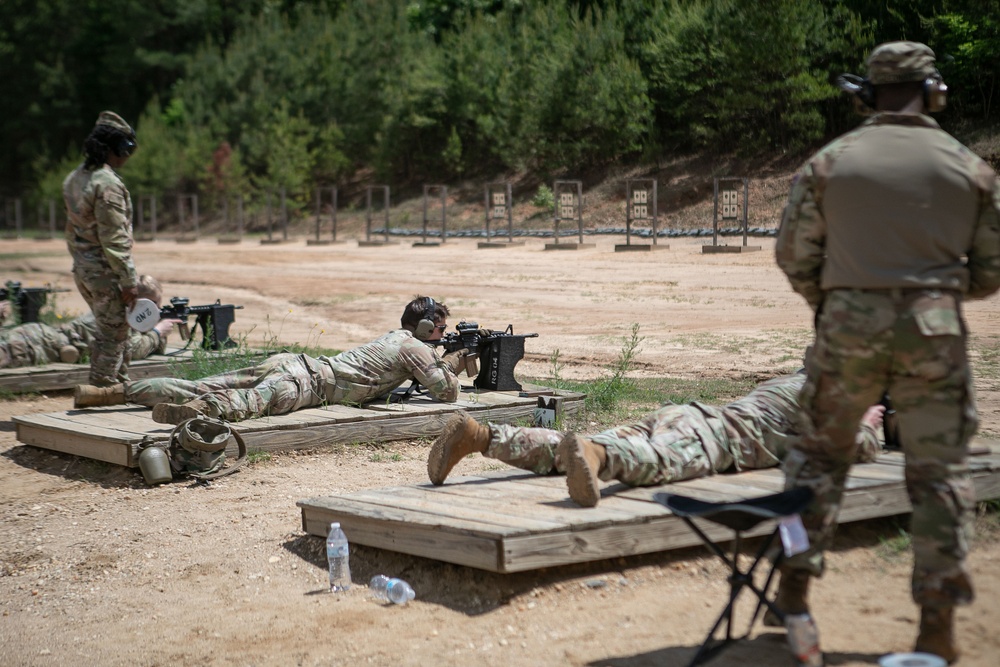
[428,372,885,508]
[73,296,467,424]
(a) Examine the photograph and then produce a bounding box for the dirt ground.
[2,234,999,667]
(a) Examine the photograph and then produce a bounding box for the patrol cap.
[95,110,135,138]
[866,41,937,85]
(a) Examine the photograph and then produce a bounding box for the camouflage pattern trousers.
[74,264,130,386]
[487,403,741,486]
[126,353,324,421]
[785,288,977,608]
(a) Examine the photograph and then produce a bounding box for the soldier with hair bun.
[63,110,140,387]
[775,41,1000,664]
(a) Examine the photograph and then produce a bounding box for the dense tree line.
[2,0,997,211]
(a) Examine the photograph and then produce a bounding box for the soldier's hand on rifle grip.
[121,285,139,309]
[442,349,468,375]
[154,318,182,337]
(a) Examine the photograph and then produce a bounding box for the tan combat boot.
[427,412,490,485]
[152,399,212,425]
[764,567,811,627]
[915,606,959,664]
[559,433,607,507]
[59,345,80,363]
[74,383,126,408]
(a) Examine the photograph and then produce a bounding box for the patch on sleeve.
[102,188,127,210]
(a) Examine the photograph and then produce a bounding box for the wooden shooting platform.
[297,440,1000,573]
[0,345,242,393]
[12,378,585,468]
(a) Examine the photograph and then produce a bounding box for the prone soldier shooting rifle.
[0,281,70,325]
[433,321,538,392]
[156,297,243,350]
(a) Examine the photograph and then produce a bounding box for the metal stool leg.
[680,517,784,667]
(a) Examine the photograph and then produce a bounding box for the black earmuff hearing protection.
[923,71,948,113]
[114,135,137,158]
[838,70,947,114]
[836,74,876,110]
[413,297,437,340]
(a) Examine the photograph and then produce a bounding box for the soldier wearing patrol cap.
[62,110,140,387]
[775,41,1000,664]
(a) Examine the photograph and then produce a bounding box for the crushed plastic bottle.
[786,613,823,667]
[326,522,351,592]
[369,575,415,605]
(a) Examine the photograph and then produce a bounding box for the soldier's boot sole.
[427,412,490,485]
[560,434,606,508]
[74,383,126,408]
[764,568,811,627]
[915,606,959,664]
[152,399,211,425]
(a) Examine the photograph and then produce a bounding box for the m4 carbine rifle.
[159,297,243,350]
[434,321,538,391]
[1,281,70,324]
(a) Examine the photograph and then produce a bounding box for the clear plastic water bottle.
[785,613,823,667]
[369,574,415,605]
[326,522,351,592]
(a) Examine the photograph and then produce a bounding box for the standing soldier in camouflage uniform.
[74,296,468,424]
[63,110,140,387]
[0,276,175,369]
[429,373,884,505]
[775,41,1000,664]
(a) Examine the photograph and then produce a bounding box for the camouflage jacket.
[62,163,138,288]
[687,374,881,470]
[307,328,459,405]
[776,113,1000,310]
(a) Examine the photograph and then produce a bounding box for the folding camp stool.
[653,487,813,666]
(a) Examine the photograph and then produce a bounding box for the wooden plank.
[363,399,485,415]
[471,473,675,523]
[339,487,563,533]
[375,477,653,529]
[311,405,372,422]
[15,422,132,466]
[14,412,150,443]
[299,498,501,571]
[500,515,753,572]
[66,407,168,437]
[299,495,528,536]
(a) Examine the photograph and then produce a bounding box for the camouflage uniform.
[484,374,881,484]
[775,46,1000,608]
[0,313,166,369]
[63,112,138,387]
[124,329,460,421]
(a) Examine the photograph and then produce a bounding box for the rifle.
[880,391,901,451]
[434,321,538,391]
[1,281,70,324]
[159,297,243,350]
